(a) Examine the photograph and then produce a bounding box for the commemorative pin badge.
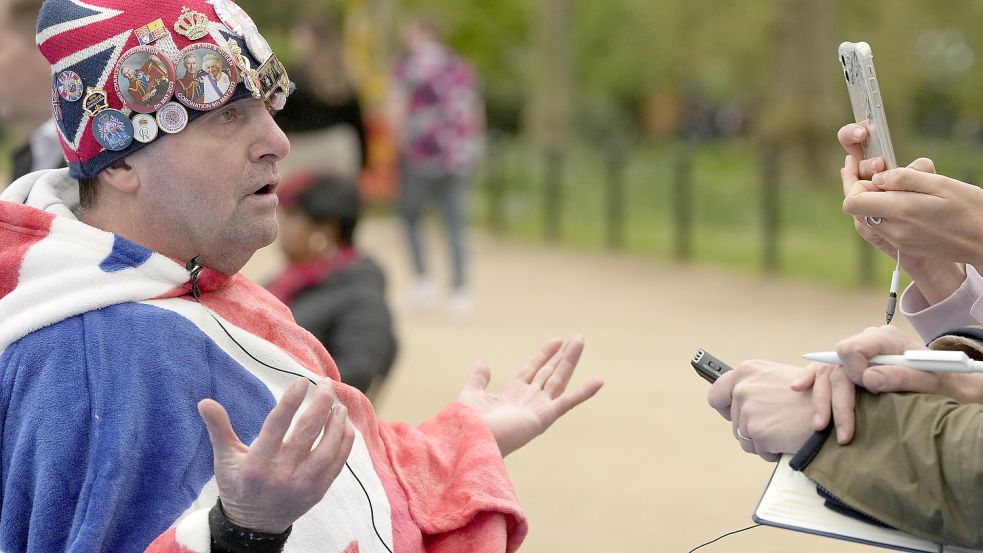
[211,0,255,38]
[174,43,238,111]
[56,70,84,102]
[244,29,273,64]
[50,84,62,122]
[135,18,168,45]
[82,88,109,117]
[173,6,211,41]
[114,46,176,113]
[131,113,160,143]
[156,101,189,134]
[255,53,289,101]
[91,109,134,151]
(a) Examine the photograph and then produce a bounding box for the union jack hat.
[36,0,290,179]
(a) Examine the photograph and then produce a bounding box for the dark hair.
[78,175,98,210]
[293,174,361,247]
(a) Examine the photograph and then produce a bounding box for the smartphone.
[691,349,733,384]
[838,41,898,169]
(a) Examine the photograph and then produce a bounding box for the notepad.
[753,455,982,553]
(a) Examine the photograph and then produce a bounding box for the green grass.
[473,138,916,289]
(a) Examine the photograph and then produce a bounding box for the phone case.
[691,349,733,384]
[838,41,898,169]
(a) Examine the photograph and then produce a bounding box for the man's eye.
[219,107,238,122]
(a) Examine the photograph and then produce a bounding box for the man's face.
[123,67,136,80]
[128,98,290,274]
[0,8,52,123]
[184,56,198,74]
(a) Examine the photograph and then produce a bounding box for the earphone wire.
[688,524,761,552]
[187,259,394,553]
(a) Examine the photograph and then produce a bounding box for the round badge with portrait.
[91,109,134,151]
[156,101,189,134]
[131,113,159,143]
[114,46,176,113]
[174,43,238,112]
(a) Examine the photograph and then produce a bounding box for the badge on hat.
[114,46,176,113]
[50,83,63,122]
[174,43,238,111]
[173,6,211,41]
[82,88,110,117]
[135,18,169,45]
[131,113,159,143]
[210,0,273,63]
[56,70,84,102]
[156,101,189,134]
[92,109,134,151]
[255,53,289,101]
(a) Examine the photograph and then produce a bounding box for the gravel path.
[245,218,908,552]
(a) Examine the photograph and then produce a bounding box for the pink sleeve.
[378,403,528,553]
[902,265,983,342]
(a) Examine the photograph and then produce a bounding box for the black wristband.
[209,499,292,553]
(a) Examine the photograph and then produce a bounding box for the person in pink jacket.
[0,1,603,552]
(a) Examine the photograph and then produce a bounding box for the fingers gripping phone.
[838,41,898,170]
[691,349,733,384]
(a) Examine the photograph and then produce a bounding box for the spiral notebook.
[753,455,982,553]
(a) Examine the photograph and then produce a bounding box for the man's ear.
[100,159,139,194]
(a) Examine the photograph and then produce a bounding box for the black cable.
[187,259,393,553]
[688,524,761,552]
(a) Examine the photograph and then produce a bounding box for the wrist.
[904,260,965,305]
[209,500,292,553]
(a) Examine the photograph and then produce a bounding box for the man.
[0,1,603,552]
[0,0,62,182]
[389,16,484,318]
[178,53,205,104]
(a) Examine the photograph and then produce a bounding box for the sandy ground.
[245,218,909,553]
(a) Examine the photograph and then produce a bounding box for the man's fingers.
[543,336,585,397]
[306,404,355,485]
[550,379,603,420]
[871,167,943,195]
[531,337,574,389]
[858,157,886,180]
[829,369,857,444]
[907,157,936,174]
[864,365,941,395]
[198,398,247,461]
[708,369,738,420]
[461,360,492,393]
[252,378,310,457]
[837,124,867,159]
[809,368,832,431]
[516,337,563,383]
[282,380,338,467]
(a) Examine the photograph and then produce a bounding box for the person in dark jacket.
[267,171,396,398]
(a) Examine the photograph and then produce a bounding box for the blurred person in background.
[389,15,484,319]
[276,9,367,180]
[0,0,63,183]
[267,171,396,400]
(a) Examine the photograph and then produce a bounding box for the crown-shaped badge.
[173,7,210,40]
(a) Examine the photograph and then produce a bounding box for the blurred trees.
[241,0,983,155]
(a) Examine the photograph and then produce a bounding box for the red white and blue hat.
[36,0,291,179]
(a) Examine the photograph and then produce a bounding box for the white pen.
[803,349,983,373]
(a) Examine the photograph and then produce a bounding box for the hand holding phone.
[691,349,733,384]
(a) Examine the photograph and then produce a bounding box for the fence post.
[605,141,626,250]
[485,131,507,235]
[672,142,693,260]
[761,150,780,274]
[543,146,564,241]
